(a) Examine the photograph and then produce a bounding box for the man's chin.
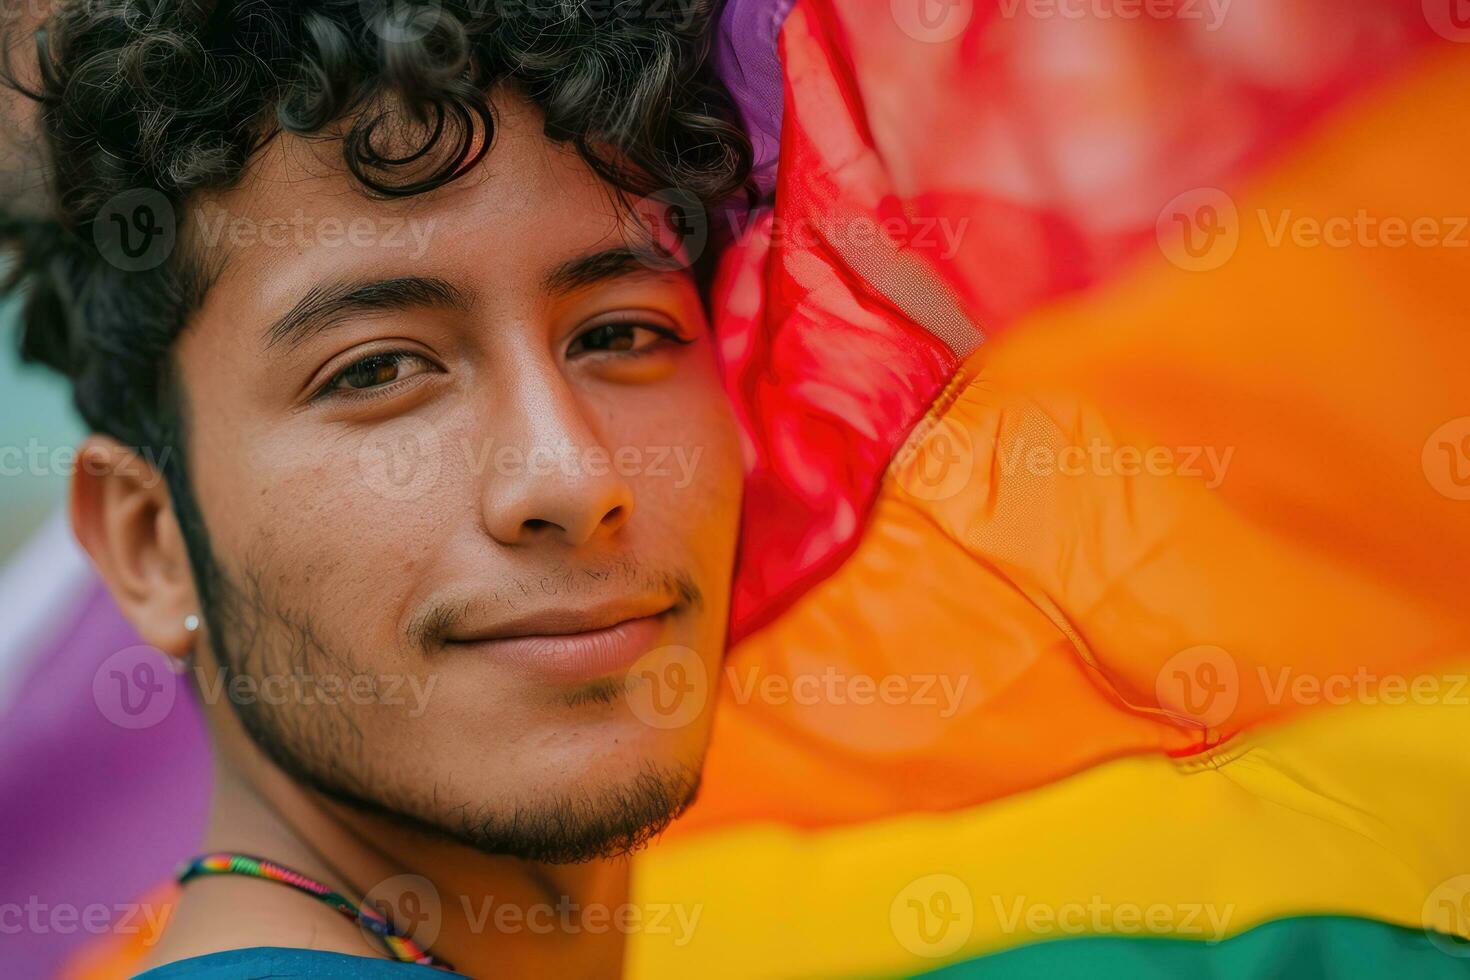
[449,760,704,864]
[302,753,704,865]
[222,664,711,864]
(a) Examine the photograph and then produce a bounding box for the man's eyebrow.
[264,276,471,351]
[541,246,684,295]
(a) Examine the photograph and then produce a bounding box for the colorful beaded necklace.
[177,852,451,971]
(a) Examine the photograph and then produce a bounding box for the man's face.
[172,95,743,862]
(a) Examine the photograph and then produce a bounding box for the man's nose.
[478,373,635,548]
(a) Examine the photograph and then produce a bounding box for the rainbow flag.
[629,1,1470,976]
[10,1,1470,976]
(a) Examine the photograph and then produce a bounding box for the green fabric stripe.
[907,915,1470,979]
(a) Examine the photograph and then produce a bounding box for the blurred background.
[3,1,1469,978]
[0,296,81,561]
[0,0,77,564]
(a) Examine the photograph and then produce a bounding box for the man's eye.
[324,351,435,395]
[568,322,682,357]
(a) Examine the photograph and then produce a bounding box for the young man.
[1,1,752,974]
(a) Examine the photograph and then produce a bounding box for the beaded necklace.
[177,852,451,970]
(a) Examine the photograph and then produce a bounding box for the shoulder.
[133,946,458,978]
[136,873,383,972]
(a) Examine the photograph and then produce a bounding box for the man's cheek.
[626,424,726,511]
[258,418,462,525]
[233,440,448,598]
[631,434,742,576]
[348,415,453,507]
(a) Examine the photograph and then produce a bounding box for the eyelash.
[566,320,688,358]
[315,321,688,402]
[319,350,436,401]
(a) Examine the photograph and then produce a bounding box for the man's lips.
[444,603,673,685]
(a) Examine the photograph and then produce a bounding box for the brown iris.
[340,354,402,389]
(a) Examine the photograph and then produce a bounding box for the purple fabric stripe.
[715,0,794,201]
[0,577,210,978]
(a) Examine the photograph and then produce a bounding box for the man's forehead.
[191,97,606,243]
[182,100,649,327]
[261,246,681,355]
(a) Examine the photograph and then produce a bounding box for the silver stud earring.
[184,614,200,633]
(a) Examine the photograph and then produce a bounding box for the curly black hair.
[0,0,751,460]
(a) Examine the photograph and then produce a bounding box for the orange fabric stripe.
[675,42,1470,835]
[58,885,176,980]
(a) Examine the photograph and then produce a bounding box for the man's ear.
[71,435,199,659]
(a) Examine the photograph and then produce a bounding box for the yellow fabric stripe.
[631,41,1470,979]
[629,682,1470,979]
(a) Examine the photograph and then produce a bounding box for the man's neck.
[150,715,629,978]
